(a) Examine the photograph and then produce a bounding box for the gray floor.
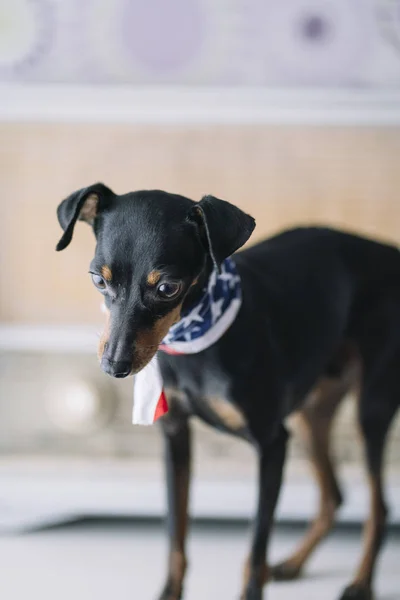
[0,520,398,600]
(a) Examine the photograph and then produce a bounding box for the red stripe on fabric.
[158,346,183,356]
[153,390,169,422]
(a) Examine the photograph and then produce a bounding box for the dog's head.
[56,183,255,377]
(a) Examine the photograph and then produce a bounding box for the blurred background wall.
[1,0,400,520]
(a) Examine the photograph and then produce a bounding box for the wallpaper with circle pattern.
[1,0,399,85]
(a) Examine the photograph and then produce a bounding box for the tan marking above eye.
[147,270,162,286]
[101,265,112,281]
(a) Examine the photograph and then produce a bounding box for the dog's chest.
[165,385,248,437]
[162,357,249,436]
[159,351,251,436]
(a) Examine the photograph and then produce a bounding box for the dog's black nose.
[101,357,132,378]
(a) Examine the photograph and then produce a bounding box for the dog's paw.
[240,591,263,600]
[270,560,302,581]
[338,583,373,600]
[157,592,182,600]
[157,581,183,600]
[240,582,263,600]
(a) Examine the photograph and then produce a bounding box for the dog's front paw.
[240,582,263,600]
[157,581,183,600]
[270,560,302,581]
[338,583,373,600]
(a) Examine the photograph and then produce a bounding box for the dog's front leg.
[241,426,288,600]
[158,410,191,600]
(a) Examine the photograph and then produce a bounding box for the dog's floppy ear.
[188,195,255,270]
[56,183,113,251]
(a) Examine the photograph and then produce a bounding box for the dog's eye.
[91,274,106,290]
[157,282,182,299]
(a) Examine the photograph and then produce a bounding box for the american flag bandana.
[132,258,242,425]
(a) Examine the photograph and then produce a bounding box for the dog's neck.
[182,256,214,315]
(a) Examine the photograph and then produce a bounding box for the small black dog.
[56,183,400,600]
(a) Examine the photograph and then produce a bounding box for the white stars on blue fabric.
[160,258,242,354]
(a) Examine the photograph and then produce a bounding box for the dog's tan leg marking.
[207,395,247,431]
[351,473,386,593]
[342,407,390,599]
[242,557,268,592]
[159,399,191,600]
[164,549,187,600]
[272,359,359,581]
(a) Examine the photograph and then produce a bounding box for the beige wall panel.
[1,123,400,323]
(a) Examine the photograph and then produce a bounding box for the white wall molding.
[0,324,98,353]
[1,84,400,126]
[0,459,399,531]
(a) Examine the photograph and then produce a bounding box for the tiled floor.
[0,520,398,599]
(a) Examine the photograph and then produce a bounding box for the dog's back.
[239,226,400,293]
[234,227,400,399]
